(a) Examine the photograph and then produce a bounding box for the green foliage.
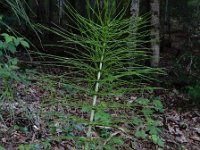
[18,143,42,150]
[132,97,164,147]
[0,33,29,79]
[0,33,29,49]
[95,110,111,126]
[0,32,29,101]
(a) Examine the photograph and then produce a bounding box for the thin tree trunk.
[164,0,171,47]
[150,0,160,67]
[58,0,64,25]
[130,0,140,18]
[129,0,140,67]
[130,0,140,42]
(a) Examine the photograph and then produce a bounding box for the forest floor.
[0,47,200,150]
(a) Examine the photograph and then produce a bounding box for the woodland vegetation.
[0,0,200,150]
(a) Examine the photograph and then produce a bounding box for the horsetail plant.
[39,0,163,149]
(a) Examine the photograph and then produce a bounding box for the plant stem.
[85,23,107,149]
[86,54,104,149]
[87,58,103,136]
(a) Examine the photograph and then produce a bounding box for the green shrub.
[0,32,29,101]
[0,33,29,79]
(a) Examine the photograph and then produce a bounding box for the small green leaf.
[135,129,147,139]
[146,117,157,126]
[142,108,154,117]
[151,134,164,147]
[7,43,16,53]
[14,37,24,46]
[136,98,150,105]
[1,33,9,37]
[147,125,158,135]
[151,134,159,143]
[132,117,142,125]
[20,40,30,48]
[153,99,163,112]
[95,111,111,125]
[1,34,14,43]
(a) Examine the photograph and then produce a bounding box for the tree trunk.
[150,0,160,67]
[58,0,64,25]
[129,0,140,66]
[130,0,140,47]
[164,0,171,47]
[130,0,140,18]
